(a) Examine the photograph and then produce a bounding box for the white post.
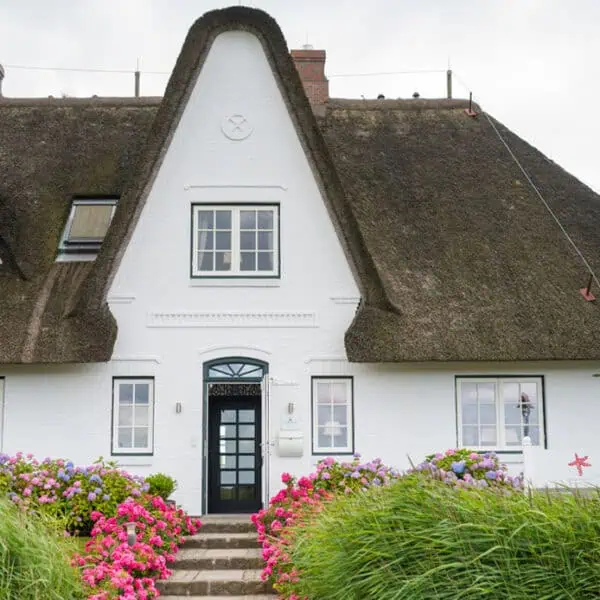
[522,436,534,492]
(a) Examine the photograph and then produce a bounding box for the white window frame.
[112,378,154,455]
[456,377,544,451]
[58,198,118,261]
[191,204,280,277]
[312,377,354,455]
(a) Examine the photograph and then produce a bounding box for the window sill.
[189,279,281,288]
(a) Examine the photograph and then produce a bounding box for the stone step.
[157,569,271,596]
[184,532,260,549]
[174,548,263,570]
[199,520,255,534]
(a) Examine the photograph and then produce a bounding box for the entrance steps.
[158,515,275,598]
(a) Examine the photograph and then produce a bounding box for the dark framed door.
[208,395,262,513]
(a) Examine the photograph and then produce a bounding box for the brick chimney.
[291,45,329,113]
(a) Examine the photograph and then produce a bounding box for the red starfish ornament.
[568,453,591,476]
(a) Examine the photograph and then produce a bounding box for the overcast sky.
[1,0,598,192]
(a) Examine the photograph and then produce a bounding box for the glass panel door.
[209,395,261,513]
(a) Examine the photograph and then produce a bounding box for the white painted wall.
[2,30,600,515]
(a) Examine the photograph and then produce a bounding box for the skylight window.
[57,198,118,261]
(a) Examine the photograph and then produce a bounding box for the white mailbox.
[277,430,304,457]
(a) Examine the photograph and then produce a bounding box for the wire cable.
[482,109,600,289]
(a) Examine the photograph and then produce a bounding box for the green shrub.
[0,499,84,599]
[145,473,177,500]
[287,477,600,600]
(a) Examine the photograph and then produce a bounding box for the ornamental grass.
[286,476,600,600]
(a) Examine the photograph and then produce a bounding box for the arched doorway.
[203,358,268,514]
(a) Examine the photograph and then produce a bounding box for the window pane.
[504,404,521,425]
[317,404,331,425]
[197,251,214,271]
[118,405,133,427]
[461,403,477,424]
[135,405,149,427]
[333,405,348,425]
[240,231,256,250]
[462,425,479,446]
[257,252,273,271]
[68,204,113,241]
[219,425,236,438]
[331,382,348,404]
[239,425,255,438]
[215,210,231,229]
[477,383,495,402]
[239,455,255,468]
[479,403,496,425]
[119,384,133,404]
[240,252,256,271]
[221,440,236,453]
[220,486,234,500]
[240,210,256,229]
[221,471,236,485]
[333,427,348,448]
[480,426,497,446]
[215,231,231,250]
[317,428,332,449]
[505,425,522,446]
[117,428,132,448]
[238,410,255,423]
[238,485,255,500]
[215,252,231,271]
[197,230,213,251]
[197,210,214,229]
[239,471,255,484]
[133,428,148,448]
[258,231,273,250]
[527,426,540,445]
[257,210,274,229]
[503,382,519,405]
[221,410,236,423]
[219,455,236,469]
[238,440,254,453]
[134,384,149,405]
[316,382,331,404]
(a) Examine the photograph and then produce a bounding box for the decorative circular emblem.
[221,114,253,141]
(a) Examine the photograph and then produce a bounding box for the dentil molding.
[147,310,317,328]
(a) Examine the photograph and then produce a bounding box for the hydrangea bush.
[0,452,148,535]
[74,495,201,600]
[411,448,523,490]
[252,455,400,597]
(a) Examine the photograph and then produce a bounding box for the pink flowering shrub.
[73,495,201,599]
[411,448,523,490]
[252,455,400,597]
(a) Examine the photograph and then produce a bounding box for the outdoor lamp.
[126,522,136,547]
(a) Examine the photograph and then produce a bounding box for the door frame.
[202,358,269,514]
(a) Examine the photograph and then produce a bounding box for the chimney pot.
[290,47,329,114]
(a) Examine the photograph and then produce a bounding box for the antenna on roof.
[464,91,478,117]
[134,58,140,97]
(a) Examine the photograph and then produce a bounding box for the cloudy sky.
[1,0,598,191]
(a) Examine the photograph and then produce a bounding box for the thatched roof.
[1,7,600,363]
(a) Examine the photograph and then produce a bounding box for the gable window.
[456,377,544,450]
[112,378,154,455]
[191,205,279,277]
[58,198,118,261]
[312,377,354,454]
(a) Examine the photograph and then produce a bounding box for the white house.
[1,6,600,515]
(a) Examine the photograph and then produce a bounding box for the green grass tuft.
[0,499,84,599]
[288,477,600,600]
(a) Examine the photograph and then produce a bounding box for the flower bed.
[0,453,201,599]
[74,495,201,599]
[252,455,399,596]
[0,452,148,535]
[253,450,522,599]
